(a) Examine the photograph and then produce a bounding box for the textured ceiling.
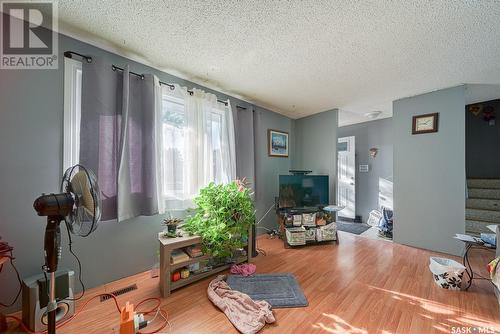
[56,1,500,125]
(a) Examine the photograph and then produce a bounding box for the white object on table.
[323,205,345,212]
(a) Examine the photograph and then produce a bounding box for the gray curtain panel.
[234,105,256,193]
[80,58,159,221]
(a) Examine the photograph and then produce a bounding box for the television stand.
[276,207,338,248]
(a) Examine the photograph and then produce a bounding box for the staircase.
[466,179,500,235]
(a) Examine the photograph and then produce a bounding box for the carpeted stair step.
[468,179,500,189]
[467,198,500,211]
[468,188,500,200]
[466,208,500,223]
[466,220,500,235]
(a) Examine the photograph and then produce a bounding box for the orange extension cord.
[5,294,170,334]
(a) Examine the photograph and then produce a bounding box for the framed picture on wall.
[268,129,289,157]
[412,112,439,134]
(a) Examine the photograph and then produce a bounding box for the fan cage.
[61,164,102,237]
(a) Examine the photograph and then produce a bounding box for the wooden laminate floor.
[7,232,500,333]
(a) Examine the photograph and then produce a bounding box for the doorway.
[465,99,500,235]
[336,118,394,241]
[337,136,356,220]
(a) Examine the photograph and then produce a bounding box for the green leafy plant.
[182,180,255,258]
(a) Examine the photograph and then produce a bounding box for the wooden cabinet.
[277,211,338,248]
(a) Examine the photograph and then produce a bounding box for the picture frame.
[268,129,289,157]
[412,112,439,135]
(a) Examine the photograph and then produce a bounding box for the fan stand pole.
[44,217,62,334]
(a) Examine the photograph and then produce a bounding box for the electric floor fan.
[33,165,101,334]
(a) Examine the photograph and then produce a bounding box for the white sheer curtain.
[156,84,236,212]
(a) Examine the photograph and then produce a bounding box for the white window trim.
[63,57,82,172]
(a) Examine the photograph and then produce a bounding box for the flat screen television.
[278,175,329,209]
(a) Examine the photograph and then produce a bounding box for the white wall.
[393,86,465,255]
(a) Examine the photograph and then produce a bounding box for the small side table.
[456,239,495,290]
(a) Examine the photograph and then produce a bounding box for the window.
[161,94,186,197]
[64,63,235,214]
[160,88,235,210]
[63,57,82,171]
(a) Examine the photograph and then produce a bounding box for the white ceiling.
[56,1,500,126]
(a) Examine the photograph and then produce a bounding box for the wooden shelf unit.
[158,230,252,297]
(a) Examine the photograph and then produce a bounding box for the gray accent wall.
[466,99,500,178]
[293,110,339,204]
[393,86,465,255]
[338,118,393,223]
[254,108,295,232]
[0,33,294,311]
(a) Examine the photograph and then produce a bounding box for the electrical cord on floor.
[0,238,22,308]
[6,294,171,334]
[135,298,171,334]
[254,203,277,257]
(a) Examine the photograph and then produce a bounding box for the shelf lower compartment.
[170,254,210,271]
[287,239,336,246]
[170,257,247,291]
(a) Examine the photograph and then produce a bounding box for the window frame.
[63,57,82,172]
[159,91,231,206]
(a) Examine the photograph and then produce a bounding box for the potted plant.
[163,217,182,233]
[182,179,255,260]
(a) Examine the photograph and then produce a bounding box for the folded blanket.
[207,275,275,334]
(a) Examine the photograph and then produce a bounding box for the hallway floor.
[360,226,394,242]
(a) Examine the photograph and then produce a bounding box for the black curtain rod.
[111,64,229,106]
[112,64,144,79]
[159,81,230,106]
[64,51,92,63]
[62,55,247,110]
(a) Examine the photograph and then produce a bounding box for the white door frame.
[337,136,356,219]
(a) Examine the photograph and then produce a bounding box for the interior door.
[337,136,356,219]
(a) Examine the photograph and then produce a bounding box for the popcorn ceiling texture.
[57,1,500,125]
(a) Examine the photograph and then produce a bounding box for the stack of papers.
[487,225,498,233]
[453,233,484,244]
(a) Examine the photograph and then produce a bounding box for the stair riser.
[468,188,500,200]
[468,179,500,189]
[466,209,500,223]
[466,220,499,235]
[467,198,500,211]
